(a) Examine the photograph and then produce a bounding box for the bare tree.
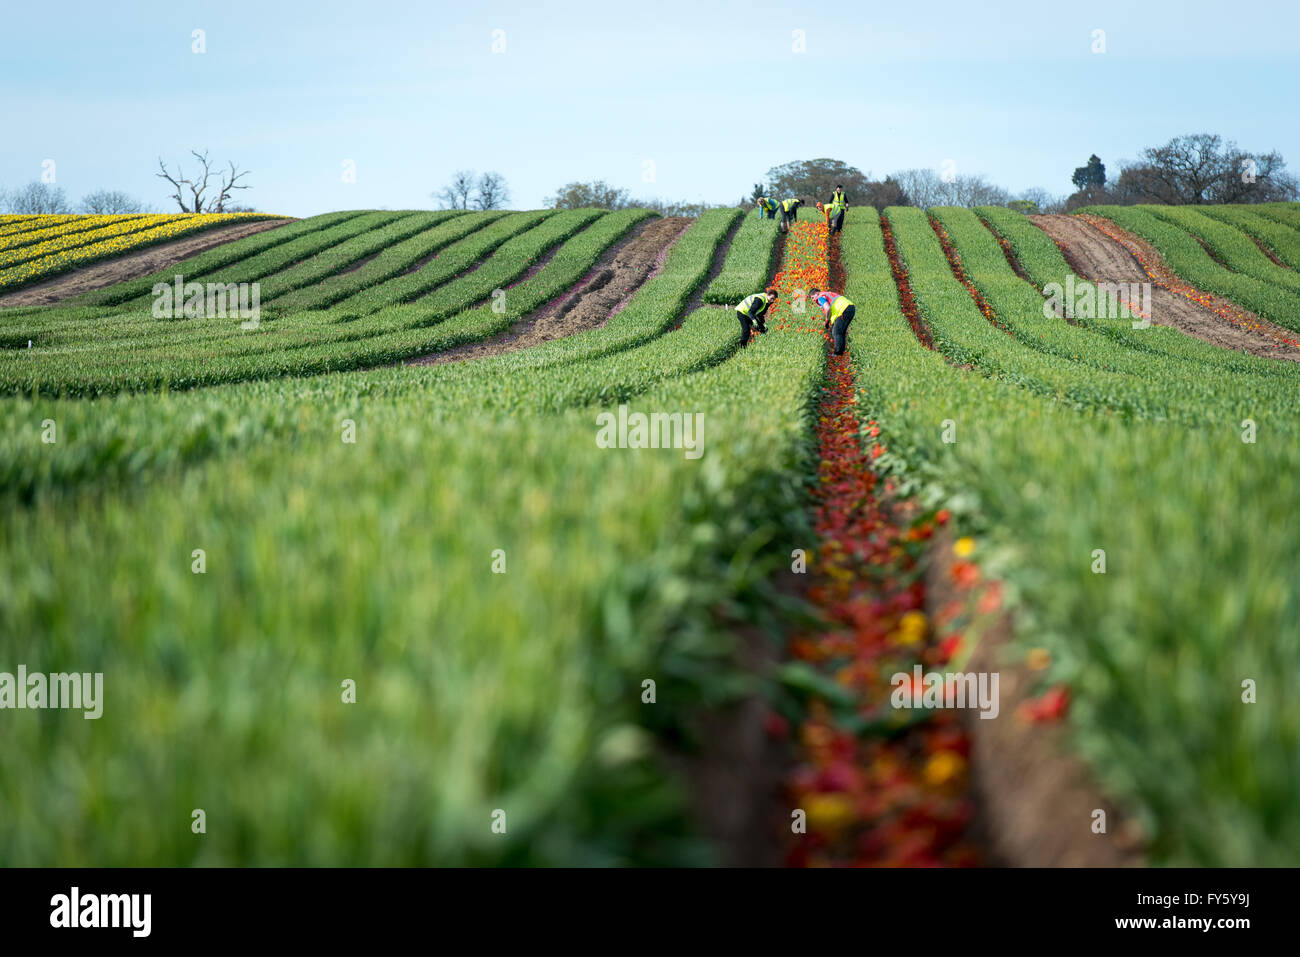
[2,181,72,214]
[1005,188,1067,214]
[156,151,252,212]
[891,168,1007,209]
[951,174,1009,207]
[891,169,945,209]
[79,189,147,214]
[436,170,477,210]
[1128,134,1298,204]
[1229,150,1299,202]
[1015,187,1064,213]
[473,171,510,210]
[1138,134,1225,204]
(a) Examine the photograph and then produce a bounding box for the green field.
[2,201,1299,866]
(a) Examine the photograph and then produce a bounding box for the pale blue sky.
[3,0,1297,216]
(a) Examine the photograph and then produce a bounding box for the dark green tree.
[1071,154,1107,191]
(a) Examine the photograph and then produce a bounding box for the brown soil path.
[1031,214,1300,361]
[0,219,292,308]
[409,216,690,366]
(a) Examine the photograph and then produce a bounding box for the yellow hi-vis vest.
[831,189,846,206]
[828,197,847,215]
[829,294,853,320]
[782,198,799,212]
[737,293,768,317]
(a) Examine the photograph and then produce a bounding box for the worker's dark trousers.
[780,210,793,231]
[830,306,855,355]
[830,211,845,233]
[737,312,765,347]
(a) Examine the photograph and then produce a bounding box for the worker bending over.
[779,197,804,233]
[756,196,778,219]
[812,290,855,355]
[736,290,777,347]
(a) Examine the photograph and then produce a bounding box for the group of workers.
[738,184,855,355]
[755,185,848,234]
[756,195,805,233]
[735,288,855,355]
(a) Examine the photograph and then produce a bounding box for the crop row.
[7,211,535,354]
[325,211,554,315]
[845,207,1300,865]
[702,213,779,304]
[0,219,822,866]
[1143,205,1300,297]
[482,206,743,374]
[268,210,498,313]
[0,213,282,292]
[890,206,1300,429]
[2,207,736,397]
[74,212,367,307]
[5,211,419,343]
[1255,202,1300,232]
[3,210,390,332]
[235,211,452,304]
[975,206,1295,377]
[0,210,735,501]
[0,214,62,238]
[1082,205,1300,333]
[0,209,633,396]
[1197,205,1300,272]
[0,214,139,258]
[933,207,1300,392]
[1,214,267,268]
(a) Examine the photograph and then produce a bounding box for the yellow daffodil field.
[0,213,281,291]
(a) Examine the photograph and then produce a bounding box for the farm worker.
[736,289,777,347]
[812,290,856,355]
[779,198,804,233]
[756,196,778,219]
[825,189,848,234]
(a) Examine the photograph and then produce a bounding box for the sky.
[2,0,1298,217]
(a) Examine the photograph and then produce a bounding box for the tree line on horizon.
[541,134,1299,216]
[4,134,1295,217]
